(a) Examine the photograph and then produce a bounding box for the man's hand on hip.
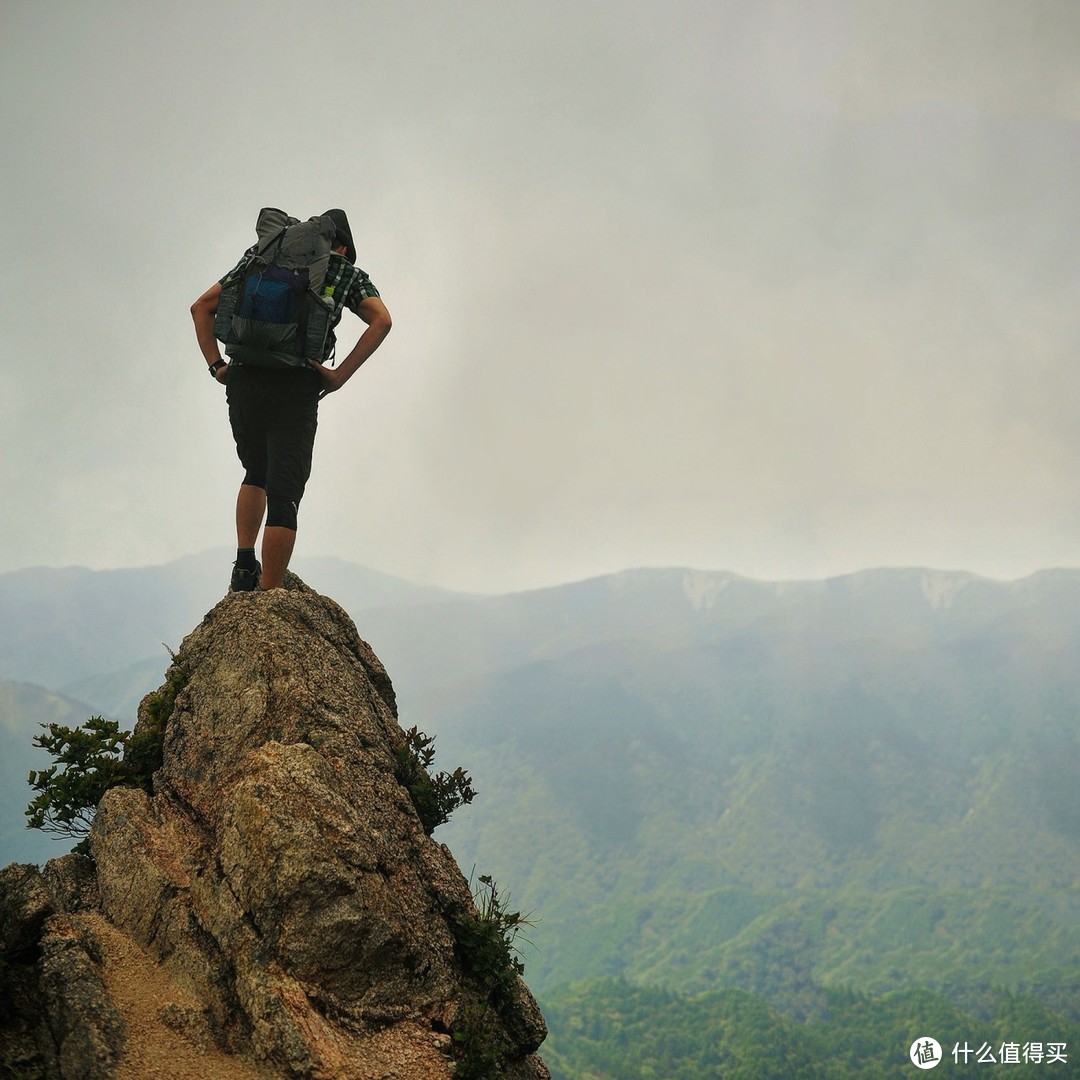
[308,360,346,397]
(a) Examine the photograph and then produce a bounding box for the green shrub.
[393,725,476,835]
[456,874,531,1004]
[25,654,188,853]
[451,874,536,1079]
[25,716,131,853]
[125,656,188,787]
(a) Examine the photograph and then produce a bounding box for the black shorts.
[226,366,321,514]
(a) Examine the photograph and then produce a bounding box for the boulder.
[90,574,547,1078]
[2,574,548,1078]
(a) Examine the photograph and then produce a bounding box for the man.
[190,209,391,591]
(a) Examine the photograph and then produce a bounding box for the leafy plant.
[25,716,131,853]
[25,652,188,853]
[457,873,533,1003]
[393,725,476,835]
[451,1000,505,1080]
[451,873,537,1078]
[125,654,188,786]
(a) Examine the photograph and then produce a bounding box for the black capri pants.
[226,366,321,530]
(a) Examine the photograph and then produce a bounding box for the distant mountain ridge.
[0,548,464,691]
[5,554,1078,692]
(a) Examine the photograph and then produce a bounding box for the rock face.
[1,575,548,1079]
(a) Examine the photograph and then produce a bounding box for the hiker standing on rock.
[190,208,391,592]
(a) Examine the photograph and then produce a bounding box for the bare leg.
[236,484,267,548]
[260,526,296,590]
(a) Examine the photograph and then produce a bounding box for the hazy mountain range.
[2,553,1078,1043]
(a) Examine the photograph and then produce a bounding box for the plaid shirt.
[220,249,380,360]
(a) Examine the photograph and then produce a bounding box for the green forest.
[539,978,1077,1079]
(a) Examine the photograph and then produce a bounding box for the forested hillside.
[421,570,1079,1020]
[540,979,1078,1078]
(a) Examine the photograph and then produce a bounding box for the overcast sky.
[3,1,1079,593]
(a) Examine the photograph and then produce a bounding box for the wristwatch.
[209,359,227,378]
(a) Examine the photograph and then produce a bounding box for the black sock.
[236,547,257,568]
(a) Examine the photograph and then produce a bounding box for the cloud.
[826,0,1080,120]
[2,1,1079,590]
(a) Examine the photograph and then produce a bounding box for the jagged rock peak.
[2,574,548,1079]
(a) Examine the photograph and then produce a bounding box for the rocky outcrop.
[1,857,123,1079]
[1,575,547,1079]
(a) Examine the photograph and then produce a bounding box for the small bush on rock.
[451,873,536,1079]
[125,656,188,786]
[25,654,188,853]
[26,717,130,853]
[393,725,476,835]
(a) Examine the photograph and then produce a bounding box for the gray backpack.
[214,208,337,368]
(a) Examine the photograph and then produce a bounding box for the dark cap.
[324,208,356,263]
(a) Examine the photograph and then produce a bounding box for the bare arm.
[191,282,228,381]
[308,296,392,396]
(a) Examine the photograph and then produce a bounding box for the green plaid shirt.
[220,250,381,360]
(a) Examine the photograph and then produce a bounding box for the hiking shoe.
[230,560,262,592]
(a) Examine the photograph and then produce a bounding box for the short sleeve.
[345,267,380,314]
